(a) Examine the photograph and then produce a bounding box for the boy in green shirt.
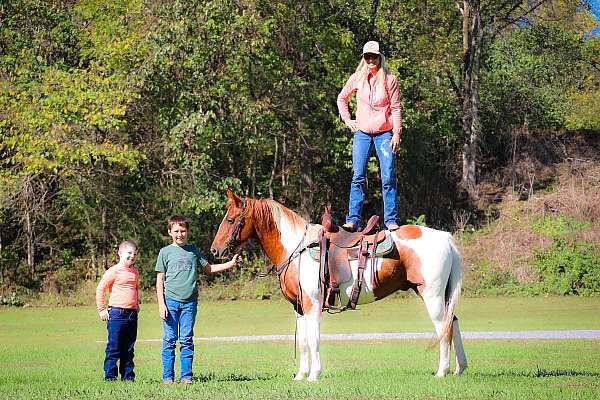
[156,215,241,385]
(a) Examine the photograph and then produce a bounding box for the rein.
[260,224,313,277]
[225,198,313,277]
[226,197,247,256]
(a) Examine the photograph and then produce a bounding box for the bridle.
[225,197,248,256]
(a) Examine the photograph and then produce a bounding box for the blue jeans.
[162,298,197,381]
[104,307,138,381]
[346,130,398,227]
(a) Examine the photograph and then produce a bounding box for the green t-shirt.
[155,244,209,302]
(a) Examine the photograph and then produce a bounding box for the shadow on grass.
[194,372,274,383]
[474,368,600,378]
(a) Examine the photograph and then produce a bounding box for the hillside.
[459,150,600,296]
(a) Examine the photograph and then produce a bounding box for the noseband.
[226,197,247,255]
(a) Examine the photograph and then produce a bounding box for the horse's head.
[210,189,254,259]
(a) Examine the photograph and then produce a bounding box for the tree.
[454,0,596,197]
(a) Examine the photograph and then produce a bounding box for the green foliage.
[1,0,598,295]
[405,214,427,226]
[532,215,595,238]
[482,24,587,131]
[533,239,600,296]
[468,261,520,296]
[0,292,25,307]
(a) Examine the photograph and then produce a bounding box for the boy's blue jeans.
[161,297,197,381]
[104,307,138,381]
[346,130,399,227]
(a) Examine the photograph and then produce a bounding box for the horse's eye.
[227,218,235,224]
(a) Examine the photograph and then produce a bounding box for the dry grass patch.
[458,161,600,294]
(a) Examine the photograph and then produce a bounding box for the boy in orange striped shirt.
[96,240,140,381]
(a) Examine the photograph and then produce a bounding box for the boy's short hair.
[118,240,138,253]
[168,215,189,230]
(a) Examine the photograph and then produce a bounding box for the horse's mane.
[248,198,306,234]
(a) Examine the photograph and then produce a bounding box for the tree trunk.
[369,0,380,38]
[23,175,35,279]
[460,0,482,197]
[268,137,278,199]
[101,204,108,273]
[251,126,257,197]
[298,117,314,218]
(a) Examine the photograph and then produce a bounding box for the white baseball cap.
[362,41,381,55]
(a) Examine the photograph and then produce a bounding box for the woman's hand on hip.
[391,132,401,153]
[345,120,358,132]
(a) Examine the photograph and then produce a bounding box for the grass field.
[1,296,599,399]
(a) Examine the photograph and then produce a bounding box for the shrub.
[467,261,520,295]
[532,215,594,238]
[0,292,25,307]
[533,239,600,296]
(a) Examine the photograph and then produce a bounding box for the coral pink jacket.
[96,264,140,312]
[337,70,403,135]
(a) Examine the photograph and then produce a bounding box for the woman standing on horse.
[337,40,403,232]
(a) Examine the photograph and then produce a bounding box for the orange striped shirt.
[96,264,140,312]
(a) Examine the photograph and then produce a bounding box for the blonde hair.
[355,53,389,99]
[118,240,138,253]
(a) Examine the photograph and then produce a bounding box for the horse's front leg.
[293,312,310,381]
[305,306,322,382]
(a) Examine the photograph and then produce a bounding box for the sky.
[590,0,600,36]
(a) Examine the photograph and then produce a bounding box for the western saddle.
[311,209,394,311]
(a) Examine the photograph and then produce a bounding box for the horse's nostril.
[210,248,218,257]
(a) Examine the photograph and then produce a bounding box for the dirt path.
[129,330,600,343]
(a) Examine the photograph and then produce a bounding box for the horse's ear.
[324,204,331,214]
[226,189,243,208]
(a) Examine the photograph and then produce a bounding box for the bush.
[40,249,86,294]
[533,239,600,296]
[532,215,594,238]
[467,261,520,295]
[0,292,25,307]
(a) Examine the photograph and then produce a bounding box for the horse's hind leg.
[422,293,451,377]
[452,317,468,375]
[293,313,310,381]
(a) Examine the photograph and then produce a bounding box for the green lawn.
[1,297,599,399]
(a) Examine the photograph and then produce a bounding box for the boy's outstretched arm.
[156,272,168,320]
[203,254,242,274]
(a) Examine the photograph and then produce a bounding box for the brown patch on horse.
[372,245,425,299]
[278,261,304,315]
[301,292,314,315]
[245,199,291,266]
[393,225,423,240]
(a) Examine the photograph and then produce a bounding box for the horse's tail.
[440,235,463,345]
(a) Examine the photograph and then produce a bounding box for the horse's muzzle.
[210,247,229,259]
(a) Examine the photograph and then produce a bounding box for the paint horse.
[210,190,468,382]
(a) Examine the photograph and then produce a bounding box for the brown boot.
[341,223,357,232]
[386,223,400,231]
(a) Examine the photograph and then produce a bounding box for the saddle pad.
[308,233,395,261]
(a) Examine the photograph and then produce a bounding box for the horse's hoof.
[435,371,448,378]
[454,365,467,375]
[293,373,307,381]
[307,376,319,382]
